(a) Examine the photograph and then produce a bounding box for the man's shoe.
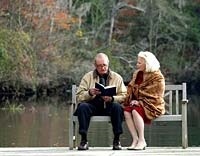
[77,141,89,150]
[112,141,122,150]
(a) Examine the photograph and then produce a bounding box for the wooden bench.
[68,83,188,149]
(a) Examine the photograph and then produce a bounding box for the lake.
[0,95,199,147]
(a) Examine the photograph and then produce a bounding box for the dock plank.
[0,147,199,156]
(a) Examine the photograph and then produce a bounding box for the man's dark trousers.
[74,102,124,136]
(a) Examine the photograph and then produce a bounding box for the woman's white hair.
[138,51,160,72]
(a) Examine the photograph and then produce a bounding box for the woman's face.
[136,57,146,71]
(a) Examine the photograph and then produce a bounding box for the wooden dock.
[0,147,200,156]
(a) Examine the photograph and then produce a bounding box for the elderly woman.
[123,51,165,150]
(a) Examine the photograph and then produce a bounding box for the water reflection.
[187,95,200,146]
[0,97,68,147]
[0,95,199,147]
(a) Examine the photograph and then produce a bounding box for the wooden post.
[69,85,77,150]
[182,83,188,148]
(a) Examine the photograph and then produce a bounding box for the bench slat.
[165,84,183,90]
[73,116,110,122]
[72,115,182,122]
[154,115,182,121]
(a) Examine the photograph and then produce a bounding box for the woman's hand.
[130,100,140,106]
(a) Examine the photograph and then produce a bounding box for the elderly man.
[74,53,127,150]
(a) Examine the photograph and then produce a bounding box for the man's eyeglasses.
[96,64,108,68]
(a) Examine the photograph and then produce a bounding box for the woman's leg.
[124,111,138,147]
[132,110,146,149]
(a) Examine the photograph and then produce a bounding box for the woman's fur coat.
[124,70,165,120]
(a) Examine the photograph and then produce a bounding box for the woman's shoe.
[127,145,136,150]
[133,142,147,150]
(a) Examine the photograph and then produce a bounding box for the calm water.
[0,95,199,147]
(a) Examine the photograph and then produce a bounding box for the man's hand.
[89,88,101,96]
[102,96,112,103]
